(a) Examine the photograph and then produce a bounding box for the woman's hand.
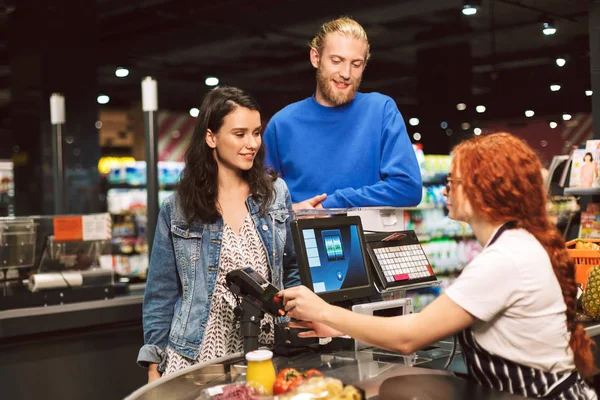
[287,320,344,338]
[279,285,331,322]
[148,363,161,383]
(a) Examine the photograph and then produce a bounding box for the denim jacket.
[137,178,300,371]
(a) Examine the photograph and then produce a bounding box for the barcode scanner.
[225,268,287,356]
[225,267,286,317]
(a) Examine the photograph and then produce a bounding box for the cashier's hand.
[293,193,327,210]
[148,363,161,383]
[287,321,344,338]
[279,285,330,323]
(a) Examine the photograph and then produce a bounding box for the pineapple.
[582,266,600,319]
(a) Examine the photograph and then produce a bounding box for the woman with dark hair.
[281,133,597,399]
[137,86,300,381]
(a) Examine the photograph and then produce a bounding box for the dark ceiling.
[92,0,593,120]
[0,0,594,147]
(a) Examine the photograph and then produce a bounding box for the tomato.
[273,368,304,395]
[303,369,323,379]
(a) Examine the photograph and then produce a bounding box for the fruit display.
[582,265,600,319]
[573,239,600,250]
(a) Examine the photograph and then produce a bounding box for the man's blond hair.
[309,17,371,61]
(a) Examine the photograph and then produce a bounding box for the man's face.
[311,33,367,107]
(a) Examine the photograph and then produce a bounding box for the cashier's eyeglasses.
[444,176,462,194]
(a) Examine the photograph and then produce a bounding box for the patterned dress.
[163,214,274,375]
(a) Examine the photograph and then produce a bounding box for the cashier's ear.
[205,129,217,149]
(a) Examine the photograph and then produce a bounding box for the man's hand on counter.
[148,363,161,383]
[292,193,327,210]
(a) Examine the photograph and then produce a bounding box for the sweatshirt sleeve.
[263,121,282,175]
[322,100,422,208]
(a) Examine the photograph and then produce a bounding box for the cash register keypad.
[373,244,434,282]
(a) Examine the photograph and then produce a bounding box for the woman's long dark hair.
[177,86,277,223]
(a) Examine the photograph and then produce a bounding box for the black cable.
[444,335,458,370]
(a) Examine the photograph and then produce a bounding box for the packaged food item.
[245,350,276,395]
[277,376,363,400]
[200,384,258,400]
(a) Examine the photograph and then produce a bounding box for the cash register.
[225,215,438,355]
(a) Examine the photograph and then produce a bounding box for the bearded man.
[264,17,422,209]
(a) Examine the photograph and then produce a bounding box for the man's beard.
[316,66,361,106]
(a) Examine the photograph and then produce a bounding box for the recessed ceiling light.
[97,95,110,105]
[525,110,535,118]
[550,84,561,92]
[462,4,477,16]
[586,90,593,97]
[562,113,572,121]
[456,103,467,111]
[189,108,200,117]
[413,132,421,141]
[555,58,566,67]
[461,122,470,130]
[476,105,486,113]
[474,128,482,135]
[115,67,129,78]
[205,76,219,86]
[549,122,558,129]
[542,21,556,36]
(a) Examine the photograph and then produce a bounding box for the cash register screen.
[291,216,374,303]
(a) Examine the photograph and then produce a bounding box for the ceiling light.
[409,117,420,126]
[440,121,448,129]
[456,103,467,111]
[586,90,593,97]
[525,110,535,118]
[555,58,566,67]
[97,95,110,105]
[115,67,129,78]
[550,84,561,92]
[189,107,200,118]
[413,132,421,141]
[462,5,477,16]
[461,122,470,130]
[549,122,558,129]
[474,128,482,136]
[542,21,556,36]
[562,113,572,121]
[476,105,486,113]
[205,76,219,86]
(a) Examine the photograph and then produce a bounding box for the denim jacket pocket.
[170,223,203,341]
[271,209,289,245]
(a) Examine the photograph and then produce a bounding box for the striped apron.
[457,223,596,399]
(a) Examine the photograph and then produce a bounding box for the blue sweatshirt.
[264,92,422,208]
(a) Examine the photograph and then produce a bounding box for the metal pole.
[591,0,600,139]
[142,77,159,255]
[50,93,66,214]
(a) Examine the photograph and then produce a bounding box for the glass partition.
[0,213,114,310]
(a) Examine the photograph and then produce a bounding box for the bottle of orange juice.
[245,350,276,395]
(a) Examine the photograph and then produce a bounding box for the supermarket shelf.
[564,187,600,196]
[417,233,476,242]
[108,183,177,190]
[404,204,442,211]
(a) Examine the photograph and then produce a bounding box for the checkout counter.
[2,210,600,399]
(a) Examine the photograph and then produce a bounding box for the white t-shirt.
[445,228,575,373]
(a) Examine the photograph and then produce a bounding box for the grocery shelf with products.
[0,160,14,217]
[103,160,184,281]
[402,149,483,310]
